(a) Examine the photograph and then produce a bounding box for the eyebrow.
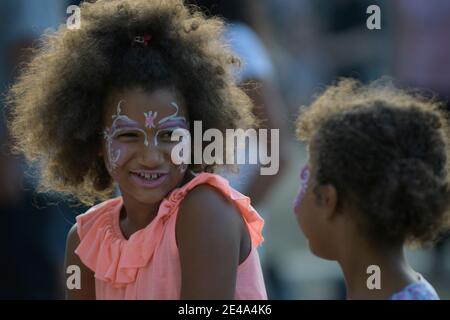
[157,119,188,130]
[110,124,143,134]
[110,117,141,129]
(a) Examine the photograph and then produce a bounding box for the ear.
[317,184,338,220]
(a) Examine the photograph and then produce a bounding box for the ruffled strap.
[75,198,122,240]
[74,172,264,288]
[172,173,265,248]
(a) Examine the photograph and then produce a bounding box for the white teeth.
[134,172,161,180]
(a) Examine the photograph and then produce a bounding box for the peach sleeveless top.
[75,173,267,299]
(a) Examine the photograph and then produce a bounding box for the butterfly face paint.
[293,164,311,213]
[103,100,189,172]
[101,87,193,208]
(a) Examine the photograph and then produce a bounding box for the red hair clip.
[131,34,152,47]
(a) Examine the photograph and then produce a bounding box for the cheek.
[104,140,136,172]
[295,192,313,237]
[160,142,188,173]
[293,183,308,214]
[297,196,334,259]
[297,197,322,256]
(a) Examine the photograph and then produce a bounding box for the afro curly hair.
[296,78,450,246]
[6,0,256,206]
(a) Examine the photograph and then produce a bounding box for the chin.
[134,190,164,204]
[132,187,169,204]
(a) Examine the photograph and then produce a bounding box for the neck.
[338,239,418,300]
[119,191,161,239]
[117,171,195,239]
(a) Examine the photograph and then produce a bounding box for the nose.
[137,142,165,167]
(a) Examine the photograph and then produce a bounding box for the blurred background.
[0,0,449,299]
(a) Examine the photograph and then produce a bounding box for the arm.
[176,185,250,300]
[64,224,96,300]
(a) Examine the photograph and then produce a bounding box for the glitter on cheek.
[293,164,311,212]
[110,141,130,169]
[178,163,188,173]
[103,132,139,173]
[104,129,119,172]
[103,135,121,172]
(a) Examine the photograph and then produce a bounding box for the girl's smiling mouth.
[129,169,169,188]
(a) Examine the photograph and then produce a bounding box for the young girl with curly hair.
[7,0,267,300]
[294,79,450,300]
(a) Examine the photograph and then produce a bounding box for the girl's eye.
[117,132,139,139]
[159,130,175,142]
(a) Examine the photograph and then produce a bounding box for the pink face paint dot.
[144,111,157,129]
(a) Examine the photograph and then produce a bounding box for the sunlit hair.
[7,0,255,205]
[297,78,450,246]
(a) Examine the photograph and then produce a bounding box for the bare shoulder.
[176,184,246,242]
[66,223,80,250]
[175,183,251,299]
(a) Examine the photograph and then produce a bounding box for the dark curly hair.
[296,78,450,246]
[6,0,255,205]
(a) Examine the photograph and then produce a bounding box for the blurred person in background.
[261,0,328,114]
[316,0,388,82]
[0,0,81,299]
[264,0,388,113]
[262,0,389,300]
[188,0,289,207]
[188,0,290,299]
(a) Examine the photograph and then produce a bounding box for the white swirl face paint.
[104,100,147,170]
[154,102,189,174]
[153,102,187,147]
[103,100,188,172]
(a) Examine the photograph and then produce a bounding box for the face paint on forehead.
[152,102,188,147]
[157,119,188,130]
[104,100,189,172]
[293,164,311,211]
[106,100,139,134]
[158,102,187,124]
[144,111,158,129]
